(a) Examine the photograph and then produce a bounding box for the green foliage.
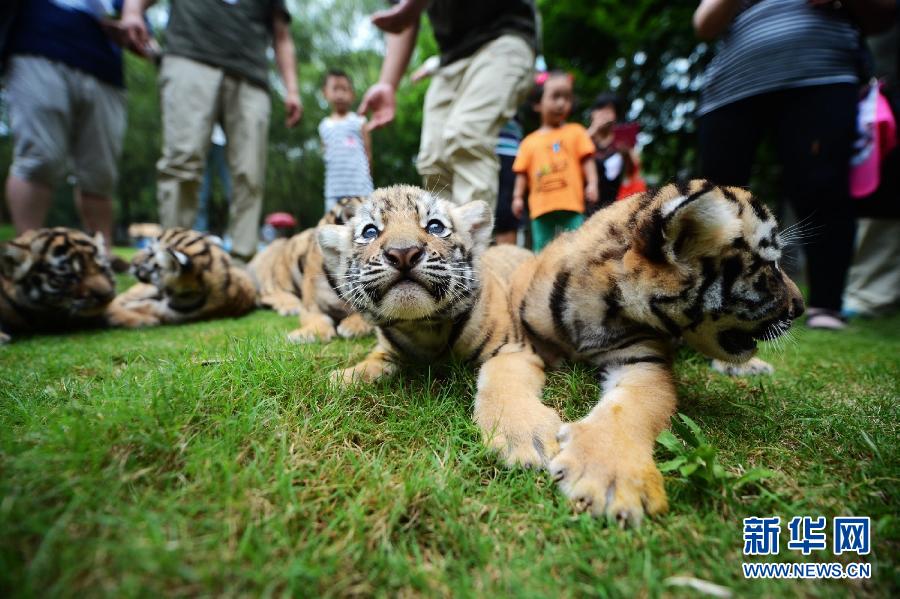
[657,413,776,505]
[0,301,897,595]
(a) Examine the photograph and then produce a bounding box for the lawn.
[0,257,897,597]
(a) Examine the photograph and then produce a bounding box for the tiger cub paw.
[329,361,390,386]
[106,306,161,328]
[477,403,562,468]
[711,357,774,376]
[287,322,336,344]
[549,421,668,528]
[336,313,373,339]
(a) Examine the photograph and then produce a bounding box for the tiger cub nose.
[384,246,424,271]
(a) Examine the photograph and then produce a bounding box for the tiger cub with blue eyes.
[0,227,134,343]
[319,185,563,465]
[108,228,256,327]
[247,196,373,343]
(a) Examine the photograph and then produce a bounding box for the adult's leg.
[697,96,767,187]
[221,76,270,259]
[72,71,127,246]
[442,35,534,209]
[156,56,222,230]
[417,60,459,201]
[4,56,72,233]
[773,84,858,314]
[6,178,53,234]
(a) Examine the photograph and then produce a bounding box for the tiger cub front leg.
[330,343,398,385]
[259,291,303,316]
[475,349,562,468]
[336,312,373,339]
[287,307,336,343]
[549,361,675,527]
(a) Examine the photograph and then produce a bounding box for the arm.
[120,0,157,56]
[358,24,420,130]
[511,172,528,219]
[839,0,897,34]
[582,156,599,205]
[362,121,373,175]
[692,0,742,40]
[273,12,302,128]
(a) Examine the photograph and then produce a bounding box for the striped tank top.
[698,0,861,117]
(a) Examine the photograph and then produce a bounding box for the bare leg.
[6,175,52,234]
[494,231,517,245]
[75,189,114,247]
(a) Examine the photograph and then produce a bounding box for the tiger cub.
[108,228,255,327]
[505,180,804,525]
[319,185,563,465]
[248,196,373,343]
[0,227,123,343]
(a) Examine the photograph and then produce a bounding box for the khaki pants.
[418,35,534,209]
[157,55,270,258]
[843,218,900,316]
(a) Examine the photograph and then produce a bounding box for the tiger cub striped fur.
[109,228,255,327]
[318,186,562,462]
[503,180,804,525]
[0,227,121,343]
[247,196,373,342]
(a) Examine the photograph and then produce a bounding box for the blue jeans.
[194,143,231,232]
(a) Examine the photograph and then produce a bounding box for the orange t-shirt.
[512,123,596,219]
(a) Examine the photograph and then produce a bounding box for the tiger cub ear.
[451,200,493,252]
[0,243,33,281]
[642,188,741,263]
[158,248,191,272]
[317,224,352,271]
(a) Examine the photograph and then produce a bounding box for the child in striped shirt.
[319,69,374,211]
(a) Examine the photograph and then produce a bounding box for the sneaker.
[806,308,847,330]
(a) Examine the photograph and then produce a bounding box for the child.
[319,69,374,211]
[512,71,598,252]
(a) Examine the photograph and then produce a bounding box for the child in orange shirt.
[512,71,599,252]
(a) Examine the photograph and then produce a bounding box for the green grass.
[1,272,898,596]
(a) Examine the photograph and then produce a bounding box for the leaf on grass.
[734,468,776,490]
[656,429,682,452]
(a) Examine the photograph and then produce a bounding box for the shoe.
[110,255,130,273]
[805,308,847,330]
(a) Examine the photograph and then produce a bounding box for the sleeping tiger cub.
[319,185,562,463]
[505,180,804,525]
[248,196,373,343]
[0,227,121,343]
[108,228,255,327]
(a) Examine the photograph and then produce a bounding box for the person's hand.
[410,56,440,83]
[118,11,152,58]
[585,182,599,205]
[370,0,426,33]
[358,82,396,130]
[511,196,525,220]
[285,92,302,128]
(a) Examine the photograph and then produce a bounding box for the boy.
[319,69,374,211]
[512,71,599,252]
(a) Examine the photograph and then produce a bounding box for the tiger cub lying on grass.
[508,180,804,525]
[319,185,564,463]
[248,196,373,343]
[0,227,136,343]
[108,228,255,327]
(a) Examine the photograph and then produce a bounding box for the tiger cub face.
[131,228,220,296]
[0,227,115,318]
[317,185,493,323]
[631,183,804,362]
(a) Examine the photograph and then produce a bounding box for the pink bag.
[850,79,897,199]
